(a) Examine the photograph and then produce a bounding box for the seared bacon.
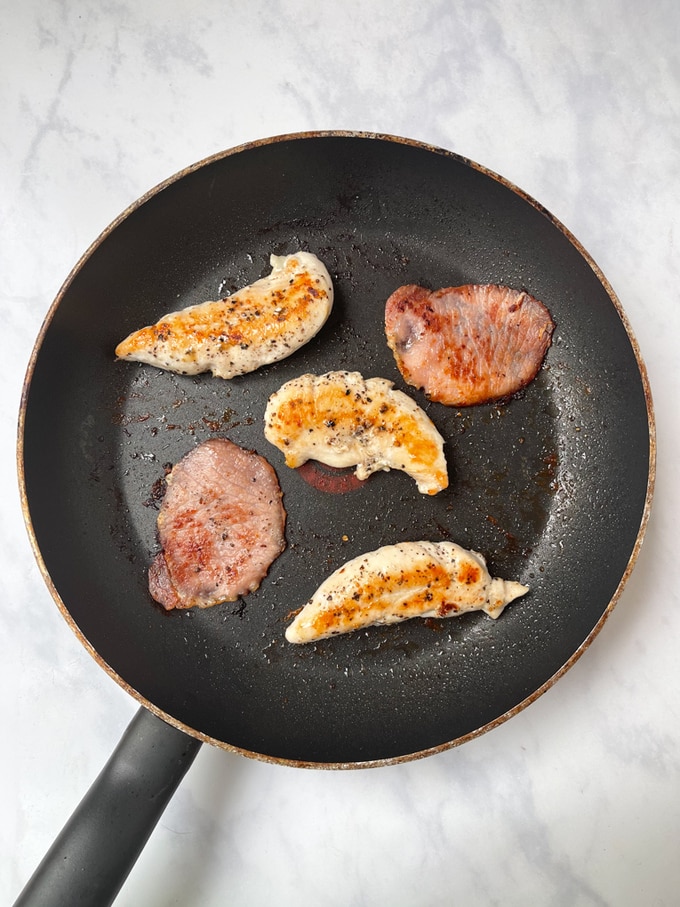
[149,438,285,610]
[385,284,554,406]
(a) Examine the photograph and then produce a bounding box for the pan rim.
[17,129,656,769]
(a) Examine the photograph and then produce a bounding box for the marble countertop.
[3,1,678,904]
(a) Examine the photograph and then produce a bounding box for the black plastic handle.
[14,706,202,907]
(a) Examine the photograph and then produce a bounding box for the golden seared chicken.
[116,252,333,378]
[286,541,528,643]
[264,370,448,495]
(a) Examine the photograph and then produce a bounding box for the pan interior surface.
[20,134,652,765]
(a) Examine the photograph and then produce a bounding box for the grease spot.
[297,461,366,494]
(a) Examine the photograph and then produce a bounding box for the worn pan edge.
[16,129,656,769]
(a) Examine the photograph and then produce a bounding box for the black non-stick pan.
[17,132,654,905]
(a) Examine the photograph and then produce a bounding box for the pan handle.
[13,706,202,907]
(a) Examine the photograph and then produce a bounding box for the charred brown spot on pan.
[142,475,168,509]
[231,600,247,618]
[536,451,559,493]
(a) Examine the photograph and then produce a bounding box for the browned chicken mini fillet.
[116,252,333,378]
[264,370,448,495]
[149,438,286,610]
[385,284,554,406]
[286,541,528,643]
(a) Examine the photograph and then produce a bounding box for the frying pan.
[16,132,654,905]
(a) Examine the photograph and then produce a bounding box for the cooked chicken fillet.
[385,283,554,406]
[264,370,448,495]
[286,541,528,643]
[116,251,333,378]
[148,438,286,610]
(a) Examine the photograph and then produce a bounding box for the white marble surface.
[2,0,678,904]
